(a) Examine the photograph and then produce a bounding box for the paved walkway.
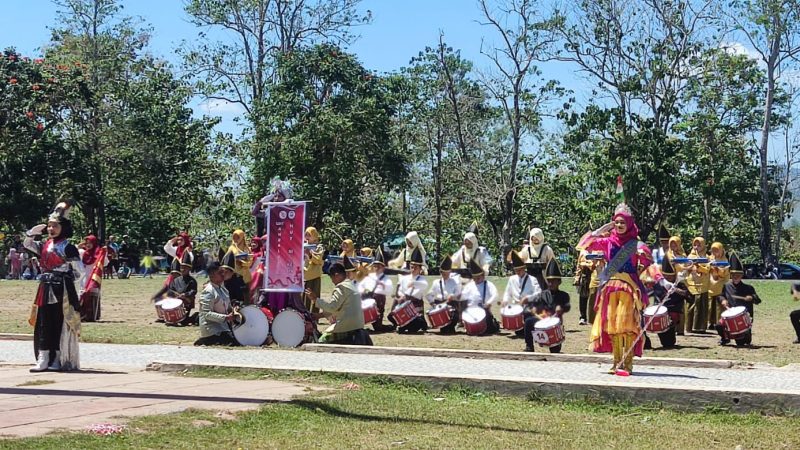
[0,364,307,438]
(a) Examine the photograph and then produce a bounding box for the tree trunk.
[758,58,777,264]
[434,136,443,265]
[702,195,710,242]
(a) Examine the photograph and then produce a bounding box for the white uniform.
[358,272,393,297]
[462,279,498,308]
[502,273,541,307]
[425,276,462,306]
[397,274,428,301]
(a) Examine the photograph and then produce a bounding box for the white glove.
[26,224,46,236]
[591,222,614,237]
[659,278,674,291]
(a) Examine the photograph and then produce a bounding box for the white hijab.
[528,228,545,258]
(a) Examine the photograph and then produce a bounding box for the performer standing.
[502,251,541,337]
[252,176,293,237]
[521,228,555,290]
[358,248,394,332]
[388,231,428,275]
[227,230,253,284]
[388,248,428,333]
[577,203,667,374]
[303,227,325,314]
[686,237,711,333]
[451,230,491,276]
[78,234,107,322]
[575,249,598,325]
[715,253,760,347]
[23,201,82,372]
[425,255,463,334]
[652,224,671,264]
[462,259,500,334]
[522,259,571,352]
[708,242,730,329]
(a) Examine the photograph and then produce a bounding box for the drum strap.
[520,275,528,295]
[599,240,638,286]
[440,279,444,299]
[481,282,487,304]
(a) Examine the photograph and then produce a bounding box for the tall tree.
[724,0,800,263]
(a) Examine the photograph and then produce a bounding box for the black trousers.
[194,332,240,346]
[35,302,63,355]
[388,298,428,333]
[523,315,561,353]
[791,309,800,340]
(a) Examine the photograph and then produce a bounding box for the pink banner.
[263,202,306,292]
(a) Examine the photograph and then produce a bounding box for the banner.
[263,202,306,292]
[81,247,107,303]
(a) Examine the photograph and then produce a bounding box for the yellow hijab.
[305,227,320,243]
[667,236,686,260]
[228,229,249,254]
[710,242,727,262]
[689,237,707,257]
[341,239,356,257]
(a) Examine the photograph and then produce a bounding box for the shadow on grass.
[649,345,712,351]
[290,398,544,435]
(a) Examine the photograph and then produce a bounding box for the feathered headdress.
[269,176,294,199]
[48,200,73,223]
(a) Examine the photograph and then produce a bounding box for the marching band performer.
[715,253,760,347]
[24,201,82,372]
[451,230,491,276]
[152,253,198,325]
[650,257,689,348]
[575,248,598,325]
[358,248,394,332]
[790,283,800,344]
[357,247,373,282]
[425,255,463,334]
[503,250,541,337]
[303,227,325,314]
[252,176,293,237]
[520,228,555,290]
[522,259,571,352]
[388,231,428,275]
[388,248,428,333]
[708,241,730,328]
[462,259,500,334]
[577,202,667,374]
[305,262,372,345]
[686,237,711,333]
[194,261,238,346]
[77,234,107,322]
[652,224,671,264]
[220,250,248,305]
[227,229,253,284]
[667,235,688,335]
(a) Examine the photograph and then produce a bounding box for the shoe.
[708,324,715,330]
[30,351,49,372]
[578,318,587,326]
[793,339,800,344]
[524,346,535,352]
[47,351,61,371]
[719,339,730,346]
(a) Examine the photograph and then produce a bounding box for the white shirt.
[397,274,428,300]
[358,272,393,297]
[653,247,667,265]
[425,275,462,305]
[502,273,541,307]
[451,246,492,274]
[462,279,498,308]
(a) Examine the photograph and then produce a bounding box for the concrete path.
[0,364,307,438]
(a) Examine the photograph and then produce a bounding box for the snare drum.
[426,303,452,329]
[154,300,166,321]
[721,306,752,336]
[391,301,419,328]
[461,306,487,336]
[362,298,380,324]
[643,305,671,333]
[532,317,565,347]
[272,308,308,347]
[160,298,186,324]
[233,305,270,346]
[501,304,524,331]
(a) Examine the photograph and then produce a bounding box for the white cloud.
[198,99,246,115]
[720,41,761,61]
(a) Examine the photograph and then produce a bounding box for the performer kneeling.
[522,259,570,352]
[715,253,760,347]
[305,262,372,345]
[153,253,198,325]
[425,255,462,334]
[462,259,500,334]
[388,248,428,333]
[194,262,239,346]
[358,248,395,332]
[502,250,541,338]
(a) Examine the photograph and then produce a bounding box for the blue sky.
[2,0,589,134]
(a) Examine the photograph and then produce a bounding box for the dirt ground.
[1,276,799,366]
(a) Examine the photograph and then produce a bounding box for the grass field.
[1,276,799,365]
[2,368,800,449]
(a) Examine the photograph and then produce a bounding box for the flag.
[615,175,625,203]
[81,247,107,303]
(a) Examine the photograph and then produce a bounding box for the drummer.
[152,253,198,326]
[221,250,248,305]
[305,262,371,345]
[194,262,239,346]
[520,228,555,290]
[358,248,394,332]
[502,250,541,338]
[425,255,462,334]
[715,253,760,347]
[652,224,671,265]
[522,259,570,352]
[462,259,500,334]
[388,248,428,333]
[650,257,689,348]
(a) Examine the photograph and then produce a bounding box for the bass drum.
[272,308,308,348]
[232,305,270,346]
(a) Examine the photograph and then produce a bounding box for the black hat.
[661,256,675,275]
[372,247,386,266]
[440,254,452,271]
[343,255,356,272]
[410,247,424,266]
[170,257,181,275]
[221,250,236,271]
[206,261,221,274]
[729,252,743,273]
[180,251,193,268]
[545,259,563,279]
[509,250,525,270]
[469,258,484,277]
[658,223,671,241]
